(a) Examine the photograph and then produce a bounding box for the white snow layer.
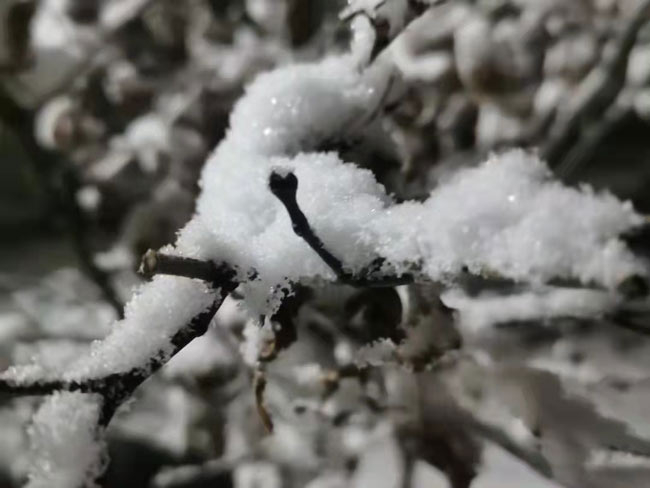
[62,276,215,380]
[176,47,643,313]
[444,287,618,333]
[26,392,105,488]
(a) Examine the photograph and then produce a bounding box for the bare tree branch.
[139,249,242,285]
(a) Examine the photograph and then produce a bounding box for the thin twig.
[0,261,240,425]
[269,171,414,287]
[139,249,240,286]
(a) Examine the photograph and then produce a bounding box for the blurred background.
[1,1,650,487]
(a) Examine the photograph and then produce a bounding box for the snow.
[172,20,643,316]
[293,363,325,385]
[182,138,642,315]
[234,461,281,488]
[473,444,563,488]
[115,385,198,456]
[355,339,397,366]
[26,392,106,488]
[5,341,90,383]
[62,275,215,380]
[444,287,617,334]
[305,472,348,488]
[350,425,403,488]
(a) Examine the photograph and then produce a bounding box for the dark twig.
[542,0,650,170]
[269,171,413,287]
[0,298,221,423]
[139,249,240,287]
[99,293,230,425]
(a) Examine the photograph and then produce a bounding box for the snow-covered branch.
[269,171,415,288]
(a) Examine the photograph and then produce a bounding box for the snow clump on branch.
[176,29,644,314]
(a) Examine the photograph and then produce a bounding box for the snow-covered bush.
[2,1,650,488]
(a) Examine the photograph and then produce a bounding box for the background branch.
[541,0,650,171]
[0,87,123,317]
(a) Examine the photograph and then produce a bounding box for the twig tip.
[139,249,158,277]
[269,170,298,197]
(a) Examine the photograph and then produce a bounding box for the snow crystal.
[3,341,90,383]
[63,276,215,380]
[375,151,642,287]
[26,392,105,488]
[14,13,647,483]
